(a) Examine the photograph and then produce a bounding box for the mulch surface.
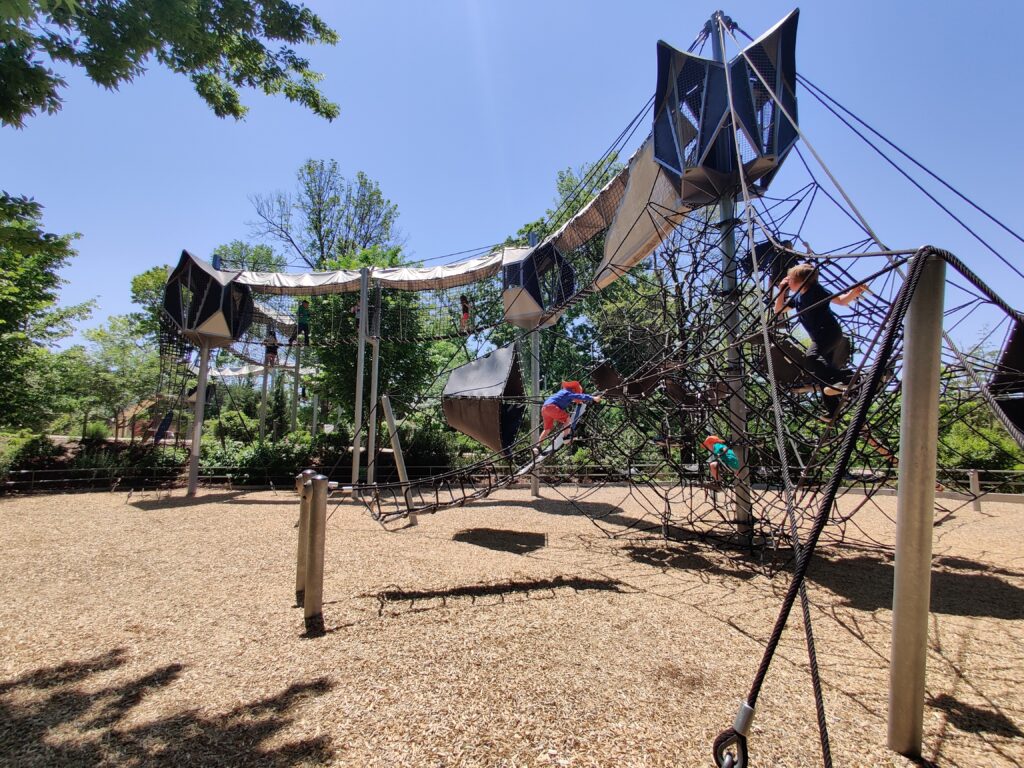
[1,486,1021,767]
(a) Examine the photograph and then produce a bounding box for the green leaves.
[1,0,339,128]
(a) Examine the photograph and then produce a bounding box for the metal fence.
[4,464,1024,499]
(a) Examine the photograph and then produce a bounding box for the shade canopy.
[652,9,799,205]
[162,250,253,347]
[442,345,525,455]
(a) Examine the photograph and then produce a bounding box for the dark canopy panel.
[442,345,525,455]
[990,320,1024,433]
[502,243,577,329]
[163,250,254,347]
[653,9,799,205]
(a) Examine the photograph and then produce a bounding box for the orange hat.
[702,435,726,451]
[562,380,583,394]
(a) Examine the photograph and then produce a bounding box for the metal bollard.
[303,474,329,636]
[294,469,316,606]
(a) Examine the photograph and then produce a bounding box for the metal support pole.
[969,469,981,512]
[294,468,316,606]
[311,394,319,435]
[351,268,369,487]
[531,327,541,497]
[710,12,752,538]
[186,338,211,497]
[259,363,269,440]
[366,337,381,485]
[888,254,945,758]
[291,342,301,433]
[303,473,329,636]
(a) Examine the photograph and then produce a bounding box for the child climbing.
[459,294,472,333]
[774,263,868,418]
[702,434,740,484]
[288,300,311,346]
[264,329,280,368]
[538,381,601,445]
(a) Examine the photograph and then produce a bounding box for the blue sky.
[2,0,1022,345]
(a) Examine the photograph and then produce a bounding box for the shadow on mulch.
[928,693,1023,738]
[500,497,661,531]
[368,575,627,616]
[625,544,758,581]
[806,553,1024,620]
[128,491,245,511]
[0,647,335,767]
[452,528,546,554]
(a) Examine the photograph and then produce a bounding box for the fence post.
[294,468,316,606]
[303,473,329,636]
[968,469,982,512]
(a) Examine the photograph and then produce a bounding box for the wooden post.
[294,468,316,606]
[303,473,329,636]
[969,469,981,512]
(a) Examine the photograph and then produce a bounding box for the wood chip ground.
[1,486,1021,767]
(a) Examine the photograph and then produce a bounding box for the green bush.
[0,431,64,475]
[212,410,257,442]
[400,422,456,474]
[199,432,314,480]
[84,422,110,440]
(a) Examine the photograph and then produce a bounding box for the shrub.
[0,431,64,475]
[212,410,257,442]
[84,422,110,440]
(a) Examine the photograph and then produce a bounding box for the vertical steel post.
[186,338,211,497]
[311,393,319,435]
[294,468,316,606]
[710,11,752,537]
[291,341,301,432]
[531,327,541,497]
[351,268,369,487]
[303,473,329,635]
[259,363,269,440]
[366,337,381,485]
[888,254,945,757]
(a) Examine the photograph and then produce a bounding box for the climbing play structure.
[158,10,1024,767]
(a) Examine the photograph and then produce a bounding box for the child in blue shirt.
[538,381,601,444]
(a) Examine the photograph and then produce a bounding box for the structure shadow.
[128,491,244,511]
[927,693,1023,738]
[625,544,758,581]
[499,497,664,532]
[369,575,626,616]
[806,553,1024,619]
[0,647,335,766]
[452,528,547,554]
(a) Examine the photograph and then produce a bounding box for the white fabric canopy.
[234,268,362,296]
[233,248,521,296]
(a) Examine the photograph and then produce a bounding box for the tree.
[128,264,169,341]
[0,193,92,429]
[251,160,401,269]
[83,314,160,438]
[212,240,284,272]
[1,0,339,128]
